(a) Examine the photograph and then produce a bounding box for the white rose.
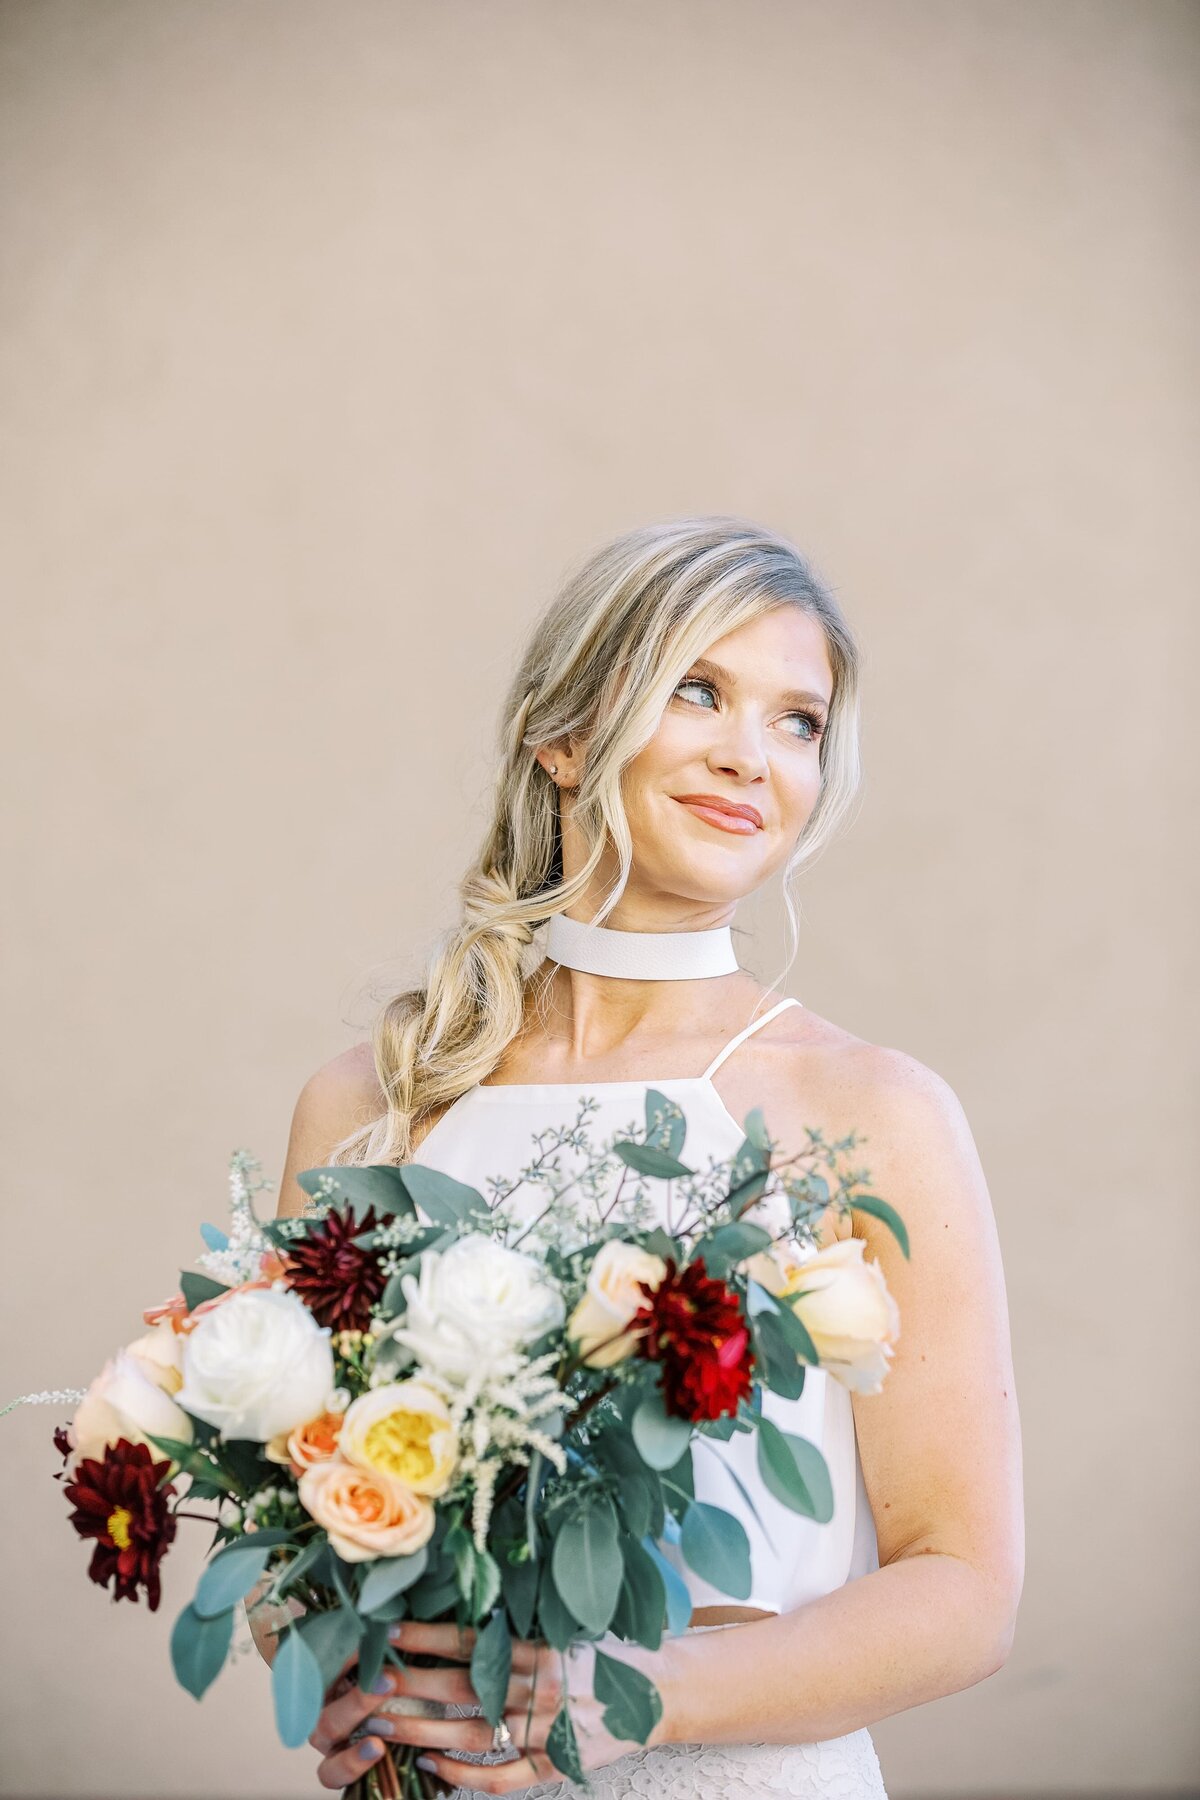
[567,1240,667,1368]
[769,1237,901,1395]
[176,1285,336,1441]
[68,1333,194,1475]
[388,1234,564,1383]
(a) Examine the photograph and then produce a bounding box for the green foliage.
[547,1701,586,1783]
[179,1271,230,1312]
[848,1193,910,1257]
[551,1497,623,1635]
[643,1089,687,1158]
[631,1393,691,1471]
[193,1532,293,1618]
[170,1600,233,1700]
[679,1501,752,1601]
[470,1609,513,1728]
[612,1140,694,1179]
[358,1547,430,1615]
[295,1163,416,1218]
[272,1624,326,1748]
[296,1603,364,1690]
[397,1164,491,1229]
[593,1651,663,1745]
[756,1416,833,1522]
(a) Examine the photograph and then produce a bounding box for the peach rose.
[567,1240,668,1369]
[752,1238,901,1396]
[68,1323,193,1474]
[263,1408,345,1472]
[297,1457,435,1562]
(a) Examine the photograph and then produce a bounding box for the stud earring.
[549,763,558,777]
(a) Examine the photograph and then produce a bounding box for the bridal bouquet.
[24,1090,906,1799]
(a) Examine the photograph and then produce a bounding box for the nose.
[706,712,769,784]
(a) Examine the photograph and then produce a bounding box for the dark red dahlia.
[279,1204,387,1333]
[61,1439,178,1610]
[631,1258,755,1421]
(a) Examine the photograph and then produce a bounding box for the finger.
[309,1664,398,1756]
[350,1709,496,1755]
[314,1732,390,1791]
[376,1662,479,1706]
[387,1620,476,1661]
[413,1744,561,1795]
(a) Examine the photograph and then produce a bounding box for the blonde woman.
[252,516,1024,1797]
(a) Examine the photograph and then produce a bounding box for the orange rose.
[264,1408,344,1473]
[297,1457,435,1563]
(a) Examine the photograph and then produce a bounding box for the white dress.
[410,996,889,1799]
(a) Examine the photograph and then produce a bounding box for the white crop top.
[410,994,881,1618]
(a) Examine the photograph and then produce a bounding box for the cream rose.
[176,1285,335,1441]
[297,1457,435,1562]
[338,1380,456,1496]
[566,1240,668,1368]
[388,1234,565,1383]
[766,1237,901,1395]
[68,1326,194,1475]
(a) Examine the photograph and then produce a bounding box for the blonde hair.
[329,515,863,1167]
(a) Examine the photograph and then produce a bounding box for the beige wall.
[2,2,1196,1795]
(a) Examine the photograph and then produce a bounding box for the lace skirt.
[449,1729,888,1798]
[440,1624,887,1800]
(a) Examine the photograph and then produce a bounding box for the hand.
[323,1620,672,1796]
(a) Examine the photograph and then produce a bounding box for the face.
[548,606,835,919]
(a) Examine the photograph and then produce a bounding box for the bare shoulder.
[275,1042,387,1218]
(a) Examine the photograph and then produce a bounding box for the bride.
[250,516,1025,1796]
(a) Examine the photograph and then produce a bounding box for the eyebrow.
[685,656,832,714]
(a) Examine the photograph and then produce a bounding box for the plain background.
[2,2,1196,1796]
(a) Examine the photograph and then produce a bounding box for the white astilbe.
[422,1348,567,1550]
[195,1150,281,1286]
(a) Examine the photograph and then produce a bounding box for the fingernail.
[357,1738,380,1762]
[415,1756,437,1772]
[365,1715,395,1736]
[388,1623,405,1641]
[371,1675,393,1694]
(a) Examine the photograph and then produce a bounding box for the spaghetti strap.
[702,995,804,1080]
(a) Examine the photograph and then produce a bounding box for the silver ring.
[490,1718,515,1755]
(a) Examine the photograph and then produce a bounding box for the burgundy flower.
[279,1204,388,1333]
[631,1258,755,1421]
[61,1439,178,1610]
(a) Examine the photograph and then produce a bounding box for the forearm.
[653,1553,1013,1747]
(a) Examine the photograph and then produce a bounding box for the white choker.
[544,912,740,981]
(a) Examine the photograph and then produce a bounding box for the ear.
[534,738,584,787]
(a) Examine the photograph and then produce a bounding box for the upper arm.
[275,1042,386,1219]
[845,1048,1025,1646]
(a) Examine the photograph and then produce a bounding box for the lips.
[673,793,764,834]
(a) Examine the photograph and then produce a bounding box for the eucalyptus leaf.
[616,1536,666,1650]
[847,1194,910,1258]
[272,1625,325,1748]
[642,1538,692,1636]
[296,1604,364,1690]
[356,1619,390,1695]
[756,1417,834,1523]
[593,1651,663,1745]
[295,1162,416,1218]
[537,1565,580,1650]
[470,1610,512,1728]
[501,1547,539,1640]
[199,1222,229,1252]
[643,1089,687,1157]
[613,1141,694,1180]
[194,1536,283,1618]
[180,1271,230,1311]
[359,1547,429,1615]
[399,1163,491,1228]
[552,1498,622,1635]
[631,1393,692,1471]
[679,1501,752,1601]
[547,1703,585,1784]
[171,1600,233,1700]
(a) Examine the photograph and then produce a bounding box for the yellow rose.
[297,1457,435,1562]
[337,1380,456,1496]
[773,1237,901,1395]
[567,1240,668,1369]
